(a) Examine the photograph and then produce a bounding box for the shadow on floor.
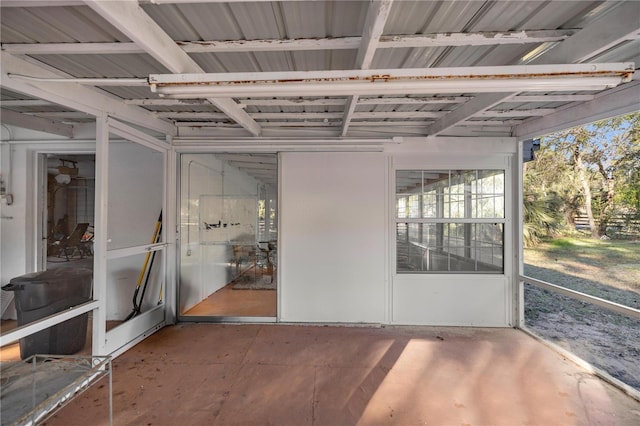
[45,324,640,426]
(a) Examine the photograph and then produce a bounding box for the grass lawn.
[524,237,640,296]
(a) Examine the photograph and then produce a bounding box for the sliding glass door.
[178,153,278,321]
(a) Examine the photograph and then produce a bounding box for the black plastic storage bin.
[2,267,93,359]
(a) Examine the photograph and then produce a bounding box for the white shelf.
[0,355,112,426]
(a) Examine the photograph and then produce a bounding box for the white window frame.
[395,169,506,274]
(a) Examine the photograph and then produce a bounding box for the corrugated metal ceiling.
[1,0,638,141]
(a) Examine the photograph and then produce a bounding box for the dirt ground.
[524,242,640,391]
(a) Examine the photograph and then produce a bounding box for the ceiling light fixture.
[149,63,634,99]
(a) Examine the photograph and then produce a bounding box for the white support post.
[165,137,178,324]
[515,141,525,328]
[92,113,109,356]
[341,96,359,137]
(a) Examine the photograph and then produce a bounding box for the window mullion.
[395,168,505,274]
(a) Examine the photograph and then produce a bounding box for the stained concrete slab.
[215,363,316,425]
[44,324,640,425]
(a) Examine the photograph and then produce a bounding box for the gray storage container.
[2,267,93,359]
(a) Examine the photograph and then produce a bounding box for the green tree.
[582,113,639,236]
[525,112,639,241]
[611,113,640,214]
[523,136,578,244]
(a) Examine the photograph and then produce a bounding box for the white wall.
[389,145,515,327]
[278,140,516,326]
[2,132,518,327]
[1,143,30,319]
[392,275,509,326]
[279,152,387,323]
[179,154,259,314]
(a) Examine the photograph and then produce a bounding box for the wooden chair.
[232,244,255,274]
[58,223,90,261]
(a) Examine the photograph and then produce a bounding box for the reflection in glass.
[0,266,93,359]
[422,190,437,218]
[396,169,505,274]
[179,153,278,318]
[396,170,423,194]
[397,223,503,273]
[107,140,163,251]
[106,249,164,327]
[106,138,165,334]
[396,170,505,221]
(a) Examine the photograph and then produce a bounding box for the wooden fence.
[574,212,640,236]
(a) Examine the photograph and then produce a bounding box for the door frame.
[175,150,279,323]
[93,116,170,356]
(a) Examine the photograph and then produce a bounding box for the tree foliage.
[523,112,639,244]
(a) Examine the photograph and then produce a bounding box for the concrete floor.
[44,324,640,425]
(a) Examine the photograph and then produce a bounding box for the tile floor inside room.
[42,324,640,426]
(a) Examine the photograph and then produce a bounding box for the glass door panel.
[102,128,166,354]
[178,153,277,320]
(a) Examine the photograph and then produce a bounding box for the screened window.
[396,169,505,273]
